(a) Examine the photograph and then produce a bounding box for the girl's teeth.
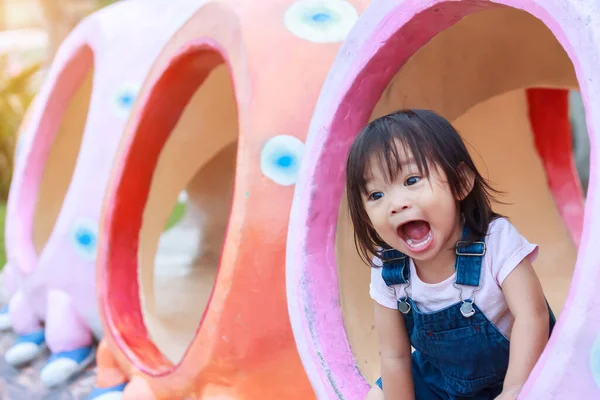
[405,232,432,249]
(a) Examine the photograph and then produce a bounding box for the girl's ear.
[456,162,475,200]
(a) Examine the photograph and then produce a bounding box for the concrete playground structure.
[3,0,600,399]
[1,0,204,391]
[287,0,599,399]
[92,0,368,399]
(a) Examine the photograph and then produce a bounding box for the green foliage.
[164,202,187,231]
[97,0,120,9]
[0,57,40,201]
[0,202,5,270]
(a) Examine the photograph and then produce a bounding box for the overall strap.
[454,226,486,287]
[380,248,409,286]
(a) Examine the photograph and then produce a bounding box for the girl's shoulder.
[486,216,524,242]
[484,216,539,285]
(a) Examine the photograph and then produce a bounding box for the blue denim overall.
[375,227,555,399]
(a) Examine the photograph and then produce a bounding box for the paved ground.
[0,310,96,400]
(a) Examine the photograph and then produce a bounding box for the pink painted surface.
[286,0,600,399]
[3,0,203,351]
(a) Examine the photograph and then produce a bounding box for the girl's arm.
[497,258,550,398]
[374,301,414,400]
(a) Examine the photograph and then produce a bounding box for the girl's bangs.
[360,127,434,190]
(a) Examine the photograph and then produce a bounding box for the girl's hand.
[494,385,522,400]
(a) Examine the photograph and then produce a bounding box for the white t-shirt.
[370,217,538,338]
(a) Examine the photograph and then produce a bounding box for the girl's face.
[362,146,462,266]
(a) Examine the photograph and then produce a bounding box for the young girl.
[345,109,555,400]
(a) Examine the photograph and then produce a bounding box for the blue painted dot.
[74,228,96,250]
[591,335,600,387]
[120,94,133,105]
[284,0,358,44]
[77,232,92,246]
[71,221,98,260]
[276,154,295,168]
[311,12,331,23]
[261,135,305,186]
[113,85,140,116]
[118,92,135,109]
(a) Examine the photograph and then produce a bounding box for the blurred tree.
[38,0,119,62]
[38,0,94,61]
[0,0,116,200]
[0,0,6,30]
[98,0,119,7]
[0,57,40,200]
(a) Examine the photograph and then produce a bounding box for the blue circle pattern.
[284,0,358,44]
[591,335,600,387]
[277,154,294,168]
[269,148,299,175]
[304,7,336,26]
[116,90,136,111]
[72,222,98,260]
[260,135,304,186]
[311,12,332,23]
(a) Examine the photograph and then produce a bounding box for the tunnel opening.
[339,5,582,389]
[26,45,94,272]
[142,66,237,362]
[287,3,590,399]
[101,48,237,374]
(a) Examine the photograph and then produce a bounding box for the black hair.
[345,109,503,265]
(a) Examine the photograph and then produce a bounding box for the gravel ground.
[0,308,97,400]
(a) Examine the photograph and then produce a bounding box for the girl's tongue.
[400,220,431,243]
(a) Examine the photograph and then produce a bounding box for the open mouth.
[397,220,433,251]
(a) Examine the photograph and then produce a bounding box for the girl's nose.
[388,193,410,215]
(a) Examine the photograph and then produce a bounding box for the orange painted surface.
[95,340,128,389]
[122,376,157,400]
[96,1,369,398]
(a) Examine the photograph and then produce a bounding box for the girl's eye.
[405,176,421,186]
[369,192,384,201]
